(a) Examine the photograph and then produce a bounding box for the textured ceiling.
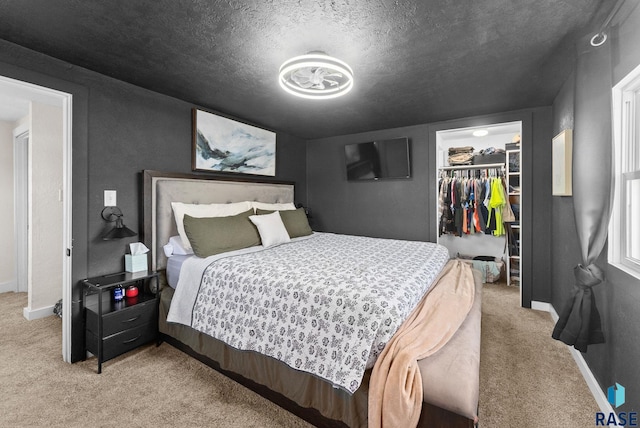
[0,0,613,139]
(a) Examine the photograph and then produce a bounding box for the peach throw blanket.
[368,260,475,428]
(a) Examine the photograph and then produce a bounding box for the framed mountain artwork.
[192,108,276,176]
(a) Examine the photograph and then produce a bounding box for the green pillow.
[183,209,260,258]
[256,207,312,238]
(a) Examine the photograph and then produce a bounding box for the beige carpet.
[479,283,599,427]
[0,284,598,427]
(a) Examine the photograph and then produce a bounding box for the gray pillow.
[256,207,312,238]
[183,209,260,258]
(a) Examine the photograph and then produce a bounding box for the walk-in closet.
[436,122,522,289]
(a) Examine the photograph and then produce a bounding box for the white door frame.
[61,92,73,363]
[1,75,73,363]
[13,124,29,293]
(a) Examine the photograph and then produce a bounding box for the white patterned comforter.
[167,232,449,393]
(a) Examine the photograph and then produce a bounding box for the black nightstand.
[82,271,159,373]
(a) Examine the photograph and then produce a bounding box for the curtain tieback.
[551,263,606,351]
[574,263,605,288]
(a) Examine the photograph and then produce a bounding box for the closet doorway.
[436,121,522,303]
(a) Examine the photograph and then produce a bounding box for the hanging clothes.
[452,178,463,236]
[483,177,494,234]
[438,166,506,238]
[488,177,506,236]
[438,176,455,236]
[473,178,486,233]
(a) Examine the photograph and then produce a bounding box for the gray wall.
[551,4,640,412]
[86,85,307,275]
[0,39,307,361]
[307,124,431,241]
[306,107,553,306]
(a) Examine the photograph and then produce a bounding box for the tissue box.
[125,254,148,273]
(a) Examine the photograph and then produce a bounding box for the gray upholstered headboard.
[142,170,295,272]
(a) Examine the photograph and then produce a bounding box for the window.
[610,63,640,278]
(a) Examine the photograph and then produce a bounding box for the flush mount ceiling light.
[472,129,489,137]
[279,52,353,100]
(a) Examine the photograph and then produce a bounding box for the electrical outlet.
[104,190,117,207]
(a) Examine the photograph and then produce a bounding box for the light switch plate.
[104,190,117,207]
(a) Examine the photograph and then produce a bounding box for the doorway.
[0,75,73,362]
[436,121,523,305]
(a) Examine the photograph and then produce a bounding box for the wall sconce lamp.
[101,206,137,240]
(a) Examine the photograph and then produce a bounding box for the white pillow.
[171,201,252,251]
[163,243,173,258]
[249,211,291,248]
[250,201,296,212]
[163,235,194,257]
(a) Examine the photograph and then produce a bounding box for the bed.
[142,170,481,428]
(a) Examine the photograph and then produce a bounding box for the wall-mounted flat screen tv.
[345,137,411,180]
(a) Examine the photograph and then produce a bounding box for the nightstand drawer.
[82,271,159,373]
[101,322,156,361]
[103,299,156,337]
[86,298,156,337]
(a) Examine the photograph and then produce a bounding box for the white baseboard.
[548,306,616,416]
[0,280,17,293]
[23,304,55,320]
[531,300,552,312]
